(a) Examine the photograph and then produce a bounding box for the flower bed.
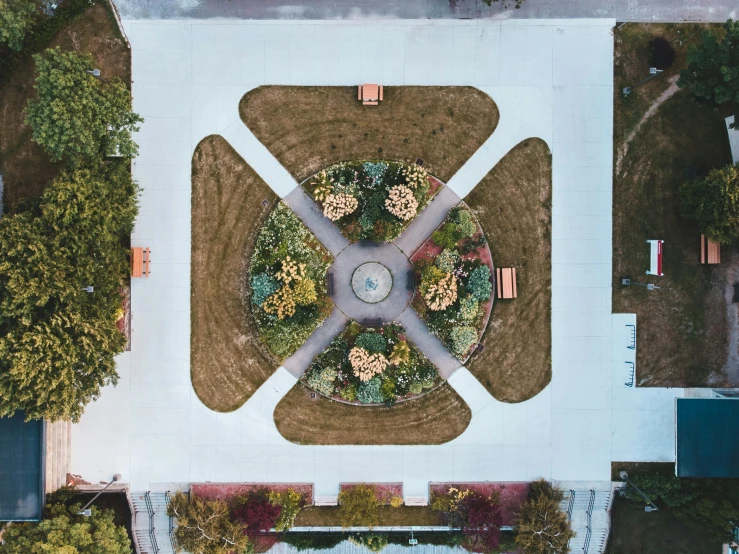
[429,482,530,528]
[302,322,439,405]
[191,483,314,505]
[340,483,404,506]
[249,202,333,360]
[303,161,441,243]
[411,204,494,362]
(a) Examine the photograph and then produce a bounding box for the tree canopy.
[514,480,574,554]
[25,48,143,166]
[678,19,739,127]
[0,163,138,422]
[0,503,131,554]
[0,0,36,52]
[680,163,739,244]
[338,485,380,528]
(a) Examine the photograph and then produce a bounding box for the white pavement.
[71,19,683,496]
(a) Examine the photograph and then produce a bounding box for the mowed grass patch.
[464,139,552,403]
[239,86,499,183]
[0,3,130,210]
[613,24,733,386]
[294,506,442,527]
[191,136,280,412]
[273,383,471,445]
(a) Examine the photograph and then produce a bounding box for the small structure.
[726,116,739,164]
[646,239,663,276]
[358,84,383,106]
[496,267,517,299]
[131,247,151,278]
[700,234,720,264]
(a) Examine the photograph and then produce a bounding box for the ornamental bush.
[349,347,388,382]
[339,485,380,528]
[363,162,388,185]
[293,277,317,306]
[389,340,411,366]
[423,273,458,311]
[168,492,248,554]
[323,192,358,221]
[357,377,384,404]
[306,367,338,396]
[356,332,387,353]
[459,297,479,322]
[435,249,460,272]
[432,222,461,250]
[385,184,418,220]
[269,489,306,532]
[251,273,279,306]
[450,326,478,358]
[466,265,492,301]
[456,210,477,238]
[233,488,281,538]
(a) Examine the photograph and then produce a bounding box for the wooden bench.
[326,272,334,296]
[406,271,415,291]
[130,247,150,278]
[700,234,721,264]
[359,239,379,248]
[359,84,382,105]
[496,267,517,299]
[363,318,383,328]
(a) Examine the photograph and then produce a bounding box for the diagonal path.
[394,185,461,257]
[282,307,350,377]
[396,308,462,379]
[283,187,350,257]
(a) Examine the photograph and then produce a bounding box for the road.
[114,0,738,21]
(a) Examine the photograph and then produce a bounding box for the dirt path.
[616,75,680,175]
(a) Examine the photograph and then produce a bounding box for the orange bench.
[496,267,517,299]
[131,247,151,278]
[358,84,382,105]
[700,234,720,264]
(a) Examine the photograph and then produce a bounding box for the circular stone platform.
[352,262,392,303]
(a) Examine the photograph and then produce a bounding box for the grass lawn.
[0,3,130,211]
[273,382,470,445]
[606,495,720,554]
[191,136,280,412]
[464,139,552,403]
[613,24,734,386]
[239,86,499,183]
[294,505,442,527]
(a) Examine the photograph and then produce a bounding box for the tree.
[515,480,575,554]
[25,48,143,166]
[679,163,739,244]
[338,484,379,528]
[232,488,281,538]
[678,19,739,128]
[0,503,130,554]
[167,492,249,554]
[432,488,503,553]
[0,164,139,421]
[0,0,36,52]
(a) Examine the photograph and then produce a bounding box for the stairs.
[44,420,71,493]
[131,491,175,554]
[559,487,613,554]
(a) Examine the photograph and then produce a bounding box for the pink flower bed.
[191,483,314,505]
[430,482,530,527]
[340,482,403,504]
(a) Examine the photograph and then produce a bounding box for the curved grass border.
[191,135,280,412]
[239,86,500,183]
[464,138,553,404]
[273,382,471,445]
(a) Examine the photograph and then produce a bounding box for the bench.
[700,234,721,264]
[406,271,415,291]
[404,497,428,506]
[326,272,334,296]
[496,267,517,299]
[130,247,150,278]
[734,283,739,303]
[359,84,382,105]
[363,318,383,328]
[359,239,379,248]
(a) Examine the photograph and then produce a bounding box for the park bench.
[358,84,383,106]
[130,247,150,278]
[406,271,415,291]
[326,272,334,296]
[359,239,379,248]
[496,267,517,299]
[646,239,664,276]
[700,234,721,264]
[363,318,383,328]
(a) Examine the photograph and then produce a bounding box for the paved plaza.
[71,19,683,497]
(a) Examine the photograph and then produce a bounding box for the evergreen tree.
[515,480,574,554]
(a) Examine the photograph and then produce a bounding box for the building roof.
[0,413,44,520]
[676,398,739,478]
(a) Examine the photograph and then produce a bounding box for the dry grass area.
[191,136,280,412]
[464,139,552,403]
[239,86,499,183]
[294,506,442,527]
[0,3,130,210]
[273,383,471,445]
[613,24,734,386]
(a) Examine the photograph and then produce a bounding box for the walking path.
[395,185,461,256]
[283,187,349,256]
[283,308,349,377]
[396,308,462,378]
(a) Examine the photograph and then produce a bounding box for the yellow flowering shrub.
[263,285,297,319]
[293,277,317,306]
[348,346,388,381]
[323,192,358,221]
[423,272,457,311]
[385,185,418,221]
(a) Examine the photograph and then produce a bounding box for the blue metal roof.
[0,413,44,520]
[676,398,739,478]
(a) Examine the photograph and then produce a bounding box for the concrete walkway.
[394,185,461,257]
[283,187,349,256]
[282,307,350,377]
[396,308,462,378]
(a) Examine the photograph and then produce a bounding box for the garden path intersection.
[71,19,684,502]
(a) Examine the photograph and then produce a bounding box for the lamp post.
[76,474,121,516]
[622,68,664,97]
[619,471,659,512]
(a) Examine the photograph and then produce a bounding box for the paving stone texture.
[71,19,684,498]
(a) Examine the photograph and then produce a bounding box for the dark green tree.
[0,503,131,554]
[25,48,143,166]
[0,0,36,51]
[678,19,739,128]
[679,163,739,244]
[0,164,139,421]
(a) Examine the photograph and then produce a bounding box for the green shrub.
[381,378,396,399]
[450,326,478,358]
[435,249,459,272]
[456,210,477,238]
[251,272,279,306]
[338,485,379,528]
[0,0,36,51]
[409,382,423,395]
[459,297,479,322]
[432,222,461,250]
[283,533,345,551]
[339,385,357,402]
[269,489,306,532]
[420,265,445,287]
[306,367,337,396]
[356,332,387,353]
[350,533,388,552]
[466,265,492,301]
[357,377,384,404]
